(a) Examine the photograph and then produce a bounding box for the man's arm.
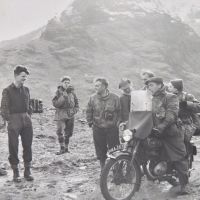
[186,101,200,113]
[86,97,93,127]
[185,93,198,103]
[52,91,66,108]
[180,92,200,113]
[157,94,179,133]
[1,89,10,121]
[26,88,33,115]
[116,96,122,126]
[73,93,79,111]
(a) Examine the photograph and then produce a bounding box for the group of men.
[0,66,199,196]
[86,70,200,195]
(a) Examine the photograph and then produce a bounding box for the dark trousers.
[56,118,74,147]
[93,125,120,161]
[7,113,33,167]
[174,158,189,186]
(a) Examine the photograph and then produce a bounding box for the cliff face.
[1,0,200,105]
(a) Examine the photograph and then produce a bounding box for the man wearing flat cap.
[168,79,200,135]
[146,77,189,195]
[1,65,34,182]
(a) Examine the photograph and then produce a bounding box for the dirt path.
[0,109,200,200]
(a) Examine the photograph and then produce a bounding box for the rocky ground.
[0,108,200,200]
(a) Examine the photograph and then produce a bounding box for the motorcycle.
[100,126,197,200]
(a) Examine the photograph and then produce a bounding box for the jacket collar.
[122,92,131,96]
[153,86,166,97]
[11,83,24,89]
[97,89,110,100]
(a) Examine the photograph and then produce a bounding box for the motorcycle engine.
[153,161,167,176]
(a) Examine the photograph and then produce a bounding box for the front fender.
[107,150,131,160]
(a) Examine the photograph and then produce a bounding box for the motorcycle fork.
[130,140,141,166]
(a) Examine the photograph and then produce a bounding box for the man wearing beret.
[168,79,200,139]
[1,66,34,182]
[146,77,189,195]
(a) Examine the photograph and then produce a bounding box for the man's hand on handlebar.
[152,128,162,137]
[119,122,127,132]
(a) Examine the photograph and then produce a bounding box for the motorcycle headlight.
[123,129,133,142]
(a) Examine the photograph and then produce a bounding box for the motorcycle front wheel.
[100,155,141,200]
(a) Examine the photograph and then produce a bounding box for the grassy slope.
[0,0,200,107]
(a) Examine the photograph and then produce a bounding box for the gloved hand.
[119,122,127,132]
[0,115,6,130]
[63,91,68,97]
[179,101,187,109]
[66,85,74,93]
[152,128,162,137]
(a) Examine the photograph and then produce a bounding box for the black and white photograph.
[0,0,200,199]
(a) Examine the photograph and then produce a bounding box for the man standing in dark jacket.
[1,66,34,182]
[86,78,120,171]
[118,78,132,123]
[146,77,189,195]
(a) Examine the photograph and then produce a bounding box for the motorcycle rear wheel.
[100,155,141,200]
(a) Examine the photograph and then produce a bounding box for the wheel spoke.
[106,159,137,199]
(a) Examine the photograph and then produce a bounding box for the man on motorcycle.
[146,77,189,195]
[168,79,200,141]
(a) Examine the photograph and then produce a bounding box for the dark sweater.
[120,94,131,122]
[1,83,31,120]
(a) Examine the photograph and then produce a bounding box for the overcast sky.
[0,0,73,41]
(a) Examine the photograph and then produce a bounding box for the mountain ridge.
[0,0,200,106]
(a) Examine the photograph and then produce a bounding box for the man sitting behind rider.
[146,77,189,195]
[168,79,200,141]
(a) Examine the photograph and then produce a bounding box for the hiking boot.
[64,147,70,153]
[24,167,34,181]
[177,184,190,195]
[13,168,21,183]
[56,146,66,155]
[0,168,7,176]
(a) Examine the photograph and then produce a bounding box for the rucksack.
[30,99,43,113]
[179,92,200,140]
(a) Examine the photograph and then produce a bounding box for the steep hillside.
[1,0,200,106]
[152,0,200,35]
